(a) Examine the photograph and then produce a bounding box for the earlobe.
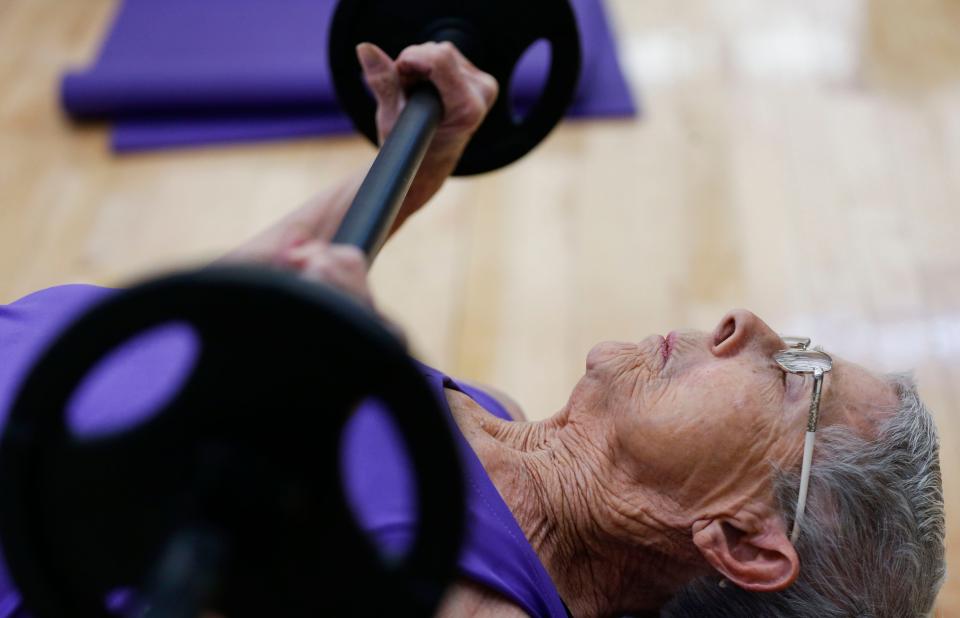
[692,517,800,592]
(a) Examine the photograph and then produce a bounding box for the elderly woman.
[0,44,945,617]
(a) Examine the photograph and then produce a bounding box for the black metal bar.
[332,83,443,258]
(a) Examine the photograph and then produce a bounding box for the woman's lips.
[662,331,678,362]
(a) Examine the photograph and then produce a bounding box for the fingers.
[358,40,498,141]
[395,41,498,132]
[283,241,374,307]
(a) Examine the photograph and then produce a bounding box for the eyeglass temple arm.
[790,368,824,544]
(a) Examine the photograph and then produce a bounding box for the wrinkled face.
[576,309,899,522]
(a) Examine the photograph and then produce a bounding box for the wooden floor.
[1,0,958,612]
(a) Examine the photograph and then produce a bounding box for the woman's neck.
[445,389,702,617]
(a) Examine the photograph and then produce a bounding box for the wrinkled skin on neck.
[450,309,898,617]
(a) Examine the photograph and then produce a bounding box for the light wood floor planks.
[1,0,958,613]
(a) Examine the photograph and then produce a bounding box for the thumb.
[357,43,401,114]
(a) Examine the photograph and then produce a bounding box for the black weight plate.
[329,0,581,175]
[0,266,465,617]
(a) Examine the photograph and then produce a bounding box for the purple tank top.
[0,285,568,617]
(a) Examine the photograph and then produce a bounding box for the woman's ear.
[691,515,799,592]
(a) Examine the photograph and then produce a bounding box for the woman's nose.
[710,309,784,357]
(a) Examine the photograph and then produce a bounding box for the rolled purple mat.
[61,0,637,152]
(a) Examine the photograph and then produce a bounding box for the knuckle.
[481,73,499,96]
[335,244,364,259]
[342,244,365,258]
[439,49,459,68]
[395,53,420,70]
[333,246,367,269]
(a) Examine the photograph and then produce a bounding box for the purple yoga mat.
[61,0,636,152]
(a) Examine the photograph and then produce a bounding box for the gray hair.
[661,374,946,617]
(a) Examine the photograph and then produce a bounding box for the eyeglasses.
[775,336,833,544]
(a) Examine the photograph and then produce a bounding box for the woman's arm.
[222,42,498,270]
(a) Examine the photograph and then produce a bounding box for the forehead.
[820,356,899,438]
